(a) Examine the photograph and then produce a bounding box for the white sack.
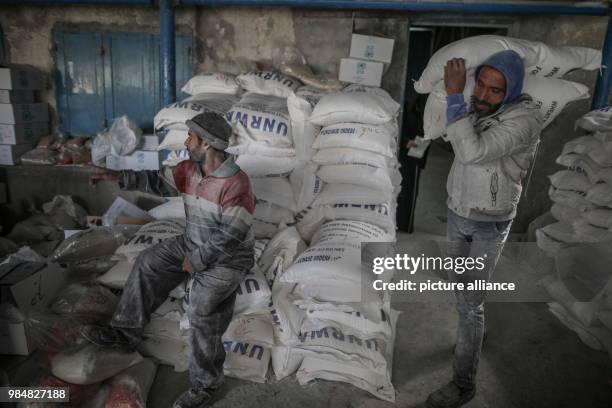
[181,73,240,95]
[157,127,188,151]
[311,220,395,246]
[313,184,392,206]
[310,85,400,126]
[254,200,295,225]
[251,177,296,212]
[288,91,319,161]
[313,122,397,157]
[226,94,293,148]
[317,164,394,193]
[549,186,594,212]
[154,94,238,130]
[51,344,143,385]
[424,72,590,140]
[549,170,591,193]
[312,147,394,169]
[237,71,301,98]
[576,106,612,132]
[550,203,583,224]
[114,219,185,261]
[414,35,601,94]
[235,154,296,178]
[586,183,612,208]
[104,359,157,407]
[289,162,324,211]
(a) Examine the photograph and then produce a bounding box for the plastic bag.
[51,227,125,263]
[104,359,157,408]
[51,343,143,385]
[7,214,65,244]
[51,281,119,316]
[0,236,19,258]
[42,195,88,229]
[109,116,143,156]
[273,43,343,92]
[19,147,59,165]
[26,312,102,371]
[92,132,111,166]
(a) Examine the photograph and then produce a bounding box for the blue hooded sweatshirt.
[447,50,525,123]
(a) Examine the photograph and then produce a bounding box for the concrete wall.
[511,15,608,231]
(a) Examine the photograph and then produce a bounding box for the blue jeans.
[446,209,512,390]
[110,235,248,391]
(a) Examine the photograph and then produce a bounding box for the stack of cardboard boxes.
[0,65,47,166]
[339,33,395,87]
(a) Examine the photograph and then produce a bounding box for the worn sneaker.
[172,388,213,408]
[80,325,140,350]
[426,381,476,408]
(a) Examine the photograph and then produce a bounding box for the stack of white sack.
[270,219,399,401]
[154,74,240,164]
[293,84,401,240]
[536,107,612,257]
[416,35,600,140]
[226,72,302,238]
[96,219,186,289]
[538,244,612,358]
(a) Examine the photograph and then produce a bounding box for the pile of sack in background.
[416,35,601,140]
[533,106,612,360]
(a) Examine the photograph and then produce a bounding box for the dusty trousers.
[445,208,512,390]
[110,235,248,391]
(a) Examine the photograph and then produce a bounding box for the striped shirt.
[173,158,256,272]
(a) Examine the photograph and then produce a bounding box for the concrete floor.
[2,144,610,406]
[148,143,612,407]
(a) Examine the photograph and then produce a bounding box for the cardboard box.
[0,90,35,104]
[0,143,34,165]
[339,58,384,87]
[0,103,48,124]
[140,134,160,151]
[0,122,48,145]
[0,65,44,90]
[0,263,68,355]
[106,150,162,171]
[349,34,395,64]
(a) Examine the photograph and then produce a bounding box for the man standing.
[82,112,256,408]
[426,50,542,408]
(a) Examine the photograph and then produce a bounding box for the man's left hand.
[182,257,192,274]
[444,58,467,95]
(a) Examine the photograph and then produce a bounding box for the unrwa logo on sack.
[223,341,265,360]
[236,278,261,295]
[298,327,381,351]
[226,111,289,136]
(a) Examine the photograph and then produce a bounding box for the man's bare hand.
[182,257,193,274]
[444,58,466,95]
[90,166,121,186]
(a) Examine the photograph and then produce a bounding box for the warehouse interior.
[1,1,612,407]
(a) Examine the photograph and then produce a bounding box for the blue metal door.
[54,31,106,137]
[54,29,193,136]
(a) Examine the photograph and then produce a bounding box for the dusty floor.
[3,144,611,407]
[147,143,612,408]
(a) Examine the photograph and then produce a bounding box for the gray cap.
[186,111,232,151]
